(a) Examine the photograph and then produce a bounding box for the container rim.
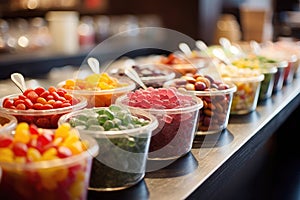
[57,79,136,95]
[0,133,99,170]
[0,95,87,116]
[116,92,203,115]
[141,71,176,83]
[58,107,159,138]
[163,79,237,96]
[0,113,17,133]
[222,73,265,83]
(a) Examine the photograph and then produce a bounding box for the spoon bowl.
[179,42,192,57]
[11,73,26,93]
[87,57,100,74]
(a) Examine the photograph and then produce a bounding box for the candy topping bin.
[164,74,236,135]
[116,87,203,160]
[58,105,158,191]
[0,123,99,200]
[58,73,135,108]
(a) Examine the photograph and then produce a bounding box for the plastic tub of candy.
[58,73,135,107]
[0,113,17,134]
[164,75,236,135]
[259,43,298,85]
[273,40,300,78]
[58,105,158,191]
[273,61,288,93]
[230,55,277,101]
[0,87,87,129]
[110,63,176,88]
[116,87,203,160]
[223,74,264,114]
[284,55,298,85]
[0,122,99,200]
[258,65,277,101]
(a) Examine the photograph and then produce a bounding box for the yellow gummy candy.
[27,147,42,162]
[55,123,71,139]
[14,123,30,144]
[42,147,58,160]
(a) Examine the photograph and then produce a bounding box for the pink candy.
[127,87,193,109]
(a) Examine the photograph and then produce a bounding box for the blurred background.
[0,0,299,79]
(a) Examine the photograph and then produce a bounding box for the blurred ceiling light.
[18,36,29,48]
[27,0,39,9]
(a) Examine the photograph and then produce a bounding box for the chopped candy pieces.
[126,87,194,109]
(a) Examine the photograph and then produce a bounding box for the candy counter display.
[58,105,158,191]
[1,40,300,199]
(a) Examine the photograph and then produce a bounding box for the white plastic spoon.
[212,48,232,66]
[195,40,225,82]
[219,37,244,57]
[11,72,26,93]
[87,57,100,74]
[219,37,231,50]
[179,42,193,57]
[250,40,261,55]
[195,40,208,52]
[124,59,147,90]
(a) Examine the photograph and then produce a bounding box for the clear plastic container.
[284,55,298,85]
[116,91,203,160]
[224,74,264,114]
[273,61,288,93]
[0,133,99,200]
[58,107,158,191]
[0,113,17,134]
[164,79,236,135]
[0,94,86,129]
[58,79,135,108]
[258,65,277,101]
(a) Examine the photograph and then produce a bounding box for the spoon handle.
[87,57,100,74]
[124,67,147,90]
[11,73,26,93]
[195,40,208,52]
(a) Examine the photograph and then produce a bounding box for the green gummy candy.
[76,114,89,122]
[104,109,114,120]
[97,114,109,125]
[109,105,122,113]
[103,120,115,130]
[87,118,99,126]
[88,125,105,131]
[69,118,86,127]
